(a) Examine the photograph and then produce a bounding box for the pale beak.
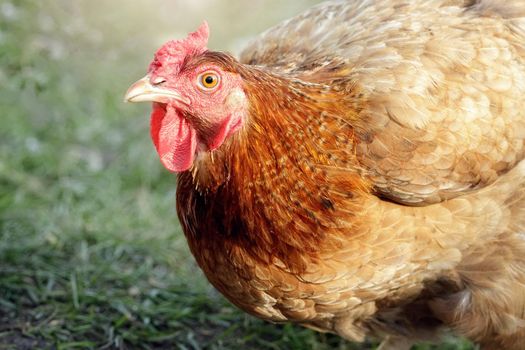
[124,75,191,105]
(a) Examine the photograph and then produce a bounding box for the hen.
[125,0,525,348]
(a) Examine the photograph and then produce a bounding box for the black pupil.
[205,75,215,85]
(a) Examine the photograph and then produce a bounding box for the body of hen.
[177,0,525,348]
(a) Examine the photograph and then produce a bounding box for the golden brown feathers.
[174,0,525,348]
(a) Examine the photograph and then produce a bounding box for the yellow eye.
[198,71,220,90]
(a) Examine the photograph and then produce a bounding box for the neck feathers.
[189,58,365,189]
[177,59,370,271]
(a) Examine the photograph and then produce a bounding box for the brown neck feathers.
[177,54,369,272]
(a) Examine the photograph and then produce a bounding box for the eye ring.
[197,71,220,91]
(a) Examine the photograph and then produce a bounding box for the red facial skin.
[147,22,246,173]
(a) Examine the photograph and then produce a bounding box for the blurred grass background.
[0,1,475,349]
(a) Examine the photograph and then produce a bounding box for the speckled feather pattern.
[175,0,525,348]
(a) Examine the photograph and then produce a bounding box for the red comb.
[149,21,209,72]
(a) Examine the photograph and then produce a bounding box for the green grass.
[0,1,476,349]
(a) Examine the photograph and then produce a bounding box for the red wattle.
[150,103,197,172]
[208,115,243,151]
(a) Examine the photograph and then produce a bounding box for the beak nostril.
[125,74,190,105]
[152,77,167,86]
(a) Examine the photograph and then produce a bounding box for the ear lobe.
[225,88,247,110]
